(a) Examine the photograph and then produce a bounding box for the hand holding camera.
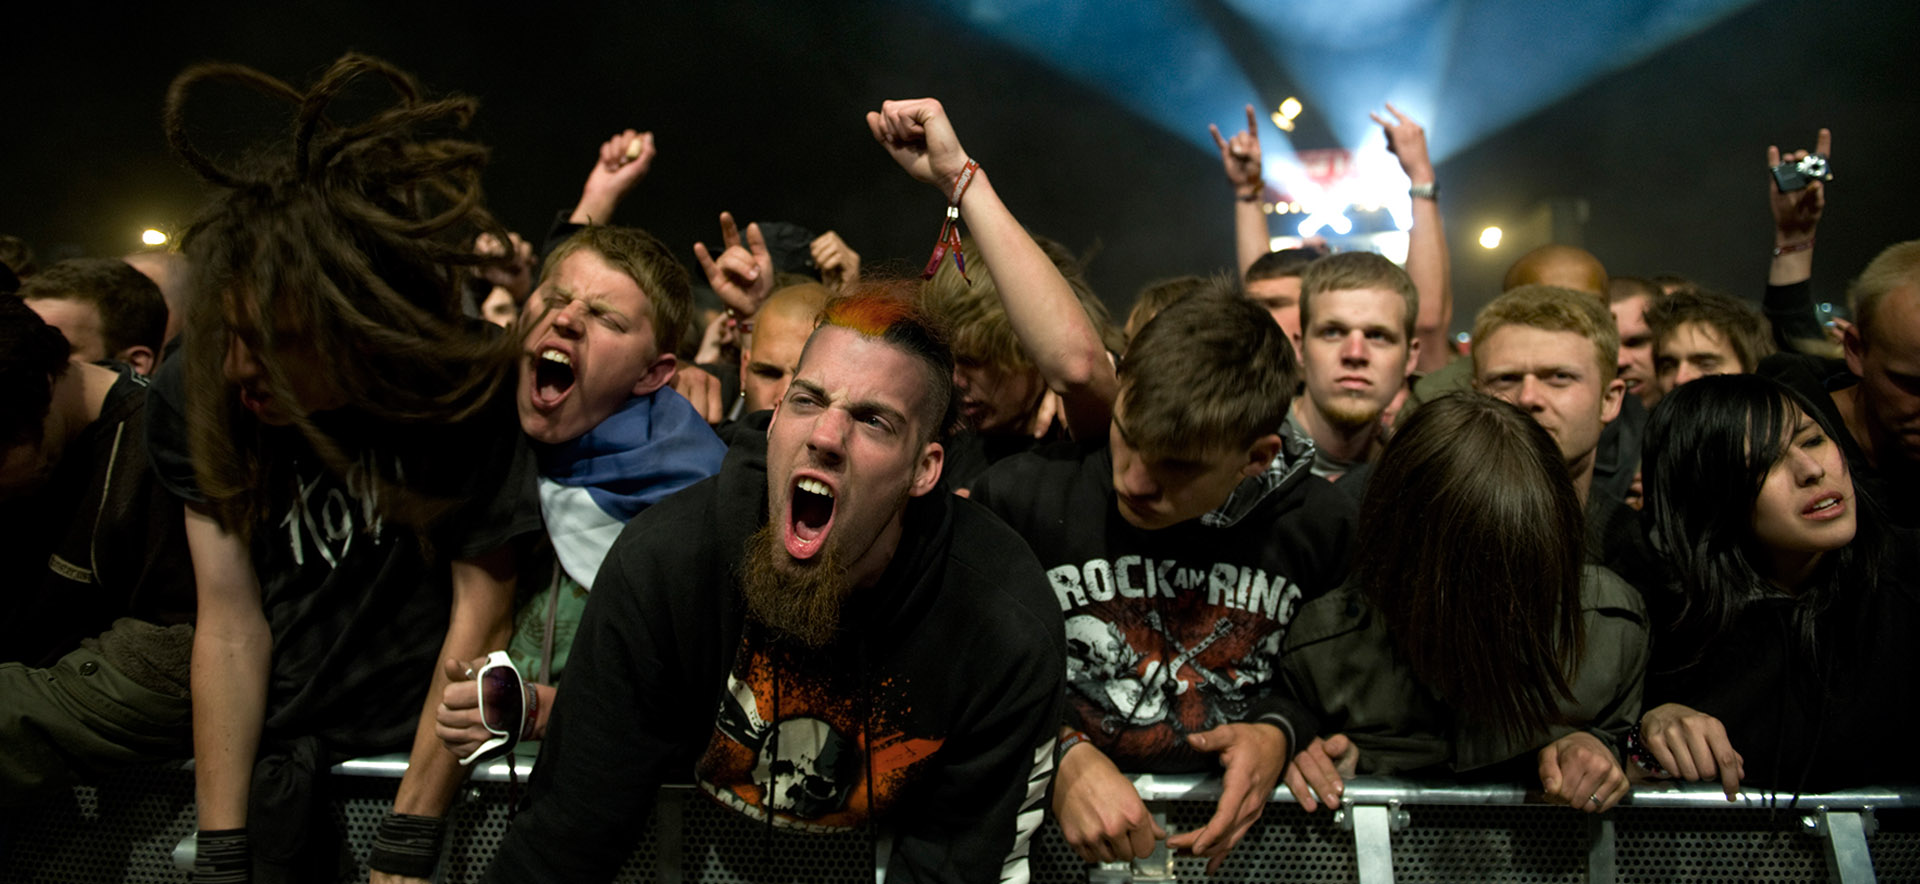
[1771,152,1832,192]
[1768,128,1831,249]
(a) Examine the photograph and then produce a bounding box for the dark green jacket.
[1281,565,1647,775]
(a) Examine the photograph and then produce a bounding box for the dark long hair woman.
[1281,392,1648,814]
[1636,373,1915,794]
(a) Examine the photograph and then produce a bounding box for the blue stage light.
[913,0,1756,163]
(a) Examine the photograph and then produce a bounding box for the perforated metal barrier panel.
[4,763,1915,883]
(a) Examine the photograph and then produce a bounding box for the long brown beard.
[740,521,852,649]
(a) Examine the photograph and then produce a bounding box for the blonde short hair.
[1472,284,1619,383]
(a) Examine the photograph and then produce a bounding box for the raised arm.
[1211,104,1270,275]
[1372,104,1452,372]
[692,211,775,318]
[184,504,271,876]
[867,97,1119,437]
[810,230,862,292]
[569,129,656,226]
[1764,127,1831,349]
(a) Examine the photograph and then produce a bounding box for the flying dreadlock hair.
[166,53,518,540]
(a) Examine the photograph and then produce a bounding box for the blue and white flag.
[535,387,726,589]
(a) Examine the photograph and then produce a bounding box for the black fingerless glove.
[368,812,448,879]
[192,828,250,884]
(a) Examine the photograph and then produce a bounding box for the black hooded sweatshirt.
[486,425,1066,884]
[969,440,1355,772]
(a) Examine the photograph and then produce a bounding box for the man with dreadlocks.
[144,55,543,883]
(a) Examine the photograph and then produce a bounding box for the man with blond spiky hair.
[1471,284,1627,508]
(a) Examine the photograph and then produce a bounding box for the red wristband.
[1055,729,1093,767]
[520,682,540,742]
[921,160,981,281]
[1772,239,1814,256]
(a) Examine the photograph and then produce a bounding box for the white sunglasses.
[460,650,527,767]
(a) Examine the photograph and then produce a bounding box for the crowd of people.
[2,52,1916,883]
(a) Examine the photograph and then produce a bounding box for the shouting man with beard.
[485,291,1066,883]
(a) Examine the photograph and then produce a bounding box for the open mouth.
[531,349,576,407]
[1803,493,1845,520]
[238,386,272,414]
[785,476,836,560]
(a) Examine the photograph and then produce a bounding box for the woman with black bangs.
[1635,373,1920,795]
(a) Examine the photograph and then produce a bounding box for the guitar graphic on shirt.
[1127,615,1234,724]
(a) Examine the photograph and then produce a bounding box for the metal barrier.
[1118,773,1916,884]
[4,753,1915,883]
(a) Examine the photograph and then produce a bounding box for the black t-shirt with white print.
[146,354,542,753]
[970,441,1356,773]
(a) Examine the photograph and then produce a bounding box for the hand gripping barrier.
[4,755,1915,882]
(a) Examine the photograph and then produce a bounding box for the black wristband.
[368,813,447,879]
[1253,713,1297,787]
[193,828,251,884]
[1624,724,1670,777]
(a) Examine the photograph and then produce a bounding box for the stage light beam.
[141,228,168,247]
[1479,226,1503,249]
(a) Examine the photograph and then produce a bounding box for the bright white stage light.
[1298,211,1353,238]
[1373,231,1410,265]
[1479,226,1503,249]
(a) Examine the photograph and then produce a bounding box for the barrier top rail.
[333,753,1918,811]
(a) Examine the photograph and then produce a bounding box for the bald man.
[1502,244,1609,296]
[735,282,831,418]
[674,282,832,439]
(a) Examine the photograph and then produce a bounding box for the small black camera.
[1772,153,1833,192]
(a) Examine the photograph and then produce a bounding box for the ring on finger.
[1588,793,1600,806]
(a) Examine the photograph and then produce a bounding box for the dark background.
[5,0,1915,332]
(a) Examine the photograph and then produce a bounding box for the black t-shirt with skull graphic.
[486,417,1066,884]
[970,441,1356,773]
